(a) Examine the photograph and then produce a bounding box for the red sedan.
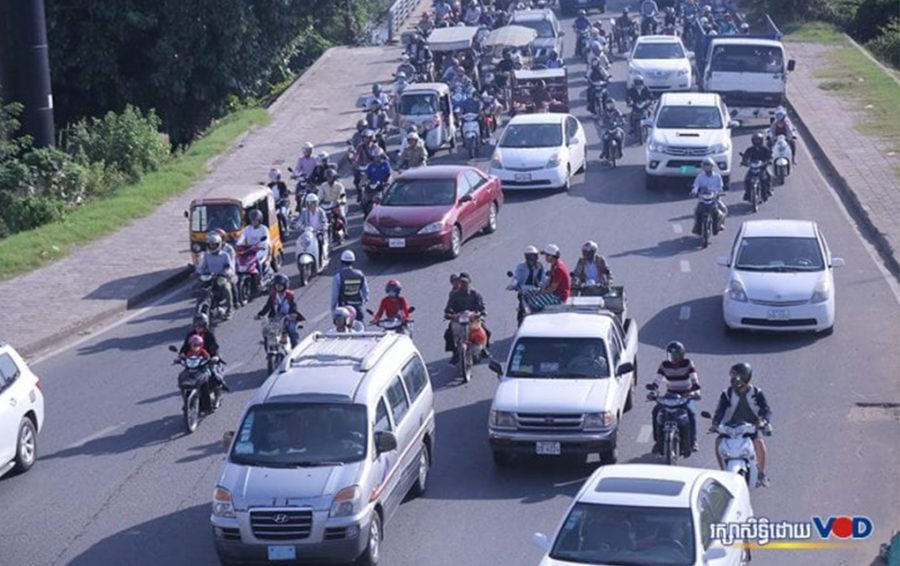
[361,165,503,258]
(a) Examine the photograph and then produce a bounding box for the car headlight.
[709,142,730,154]
[489,410,516,429]
[648,141,667,153]
[212,486,236,518]
[418,220,444,235]
[330,485,362,518]
[810,279,831,303]
[547,152,562,168]
[728,279,748,302]
[362,221,379,235]
[491,153,503,170]
[584,412,616,431]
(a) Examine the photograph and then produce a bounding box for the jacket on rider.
[513,262,545,288]
[331,267,369,311]
[365,160,392,185]
[713,385,772,426]
[257,289,302,319]
[573,256,612,286]
[373,296,412,322]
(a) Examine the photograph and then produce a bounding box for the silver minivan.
[211,332,435,565]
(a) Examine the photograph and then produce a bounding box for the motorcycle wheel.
[238,278,253,305]
[211,387,222,411]
[460,345,471,383]
[665,430,679,466]
[701,215,712,248]
[465,136,476,159]
[267,353,277,374]
[297,260,309,287]
[751,183,760,213]
[183,390,200,433]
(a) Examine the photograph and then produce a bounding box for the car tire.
[561,165,571,191]
[599,445,618,466]
[492,450,513,467]
[483,202,498,234]
[645,174,659,190]
[13,417,37,473]
[624,381,635,413]
[446,225,462,259]
[356,512,382,566]
[409,443,430,497]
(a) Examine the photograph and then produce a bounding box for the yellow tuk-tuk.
[185,185,284,267]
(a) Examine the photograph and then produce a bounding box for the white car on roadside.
[628,35,693,91]
[718,220,844,334]
[0,341,44,478]
[490,113,587,191]
[532,464,753,566]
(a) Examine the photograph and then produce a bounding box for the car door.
[606,329,628,413]
[463,170,491,228]
[0,353,22,464]
[383,376,415,518]
[565,116,584,171]
[372,396,402,518]
[698,479,743,565]
[454,173,478,238]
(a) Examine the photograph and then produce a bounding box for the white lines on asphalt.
[66,424,120,450]
[679,306,691,320]
[636,425,653,444]
[680,260,691,273]
[555,477,591,488]
[672,223,683,234]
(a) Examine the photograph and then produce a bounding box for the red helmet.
[386,279,402,295]
[188,335,204,348]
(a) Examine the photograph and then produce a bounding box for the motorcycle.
[168,345,222,433]
[447,310,484,383]
[640,15,658,36]
[287,168,313,210]
[261,315,297,373]
[701,410,770,488]
[294,225,329,287]
[196,273,231,323]
[647,384,699,466]
[587,80,609,117]
[275,196,292,236]
[575,26,591,57]
[696,191,722,249]
[601,124,624,167]
[366,306,416,336]
[461,112,481,159]
[365,107,389,152]
[359,175,386,219]
[570,276,611,297]
[631,99,653,145]
[506,271,542,326]
[771,135,792,186]
[320,200,347,244]
[740,154,769,213]
[235,244,273,305]
[616,22,637,53]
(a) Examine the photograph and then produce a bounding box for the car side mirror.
[616,362,634,376]
[645,383,657,391]
[222,430,235,451]
[168,345,179,353]
[558,31,566,37]
[458,194,473,203]
[831,257,845,268]
[532,532,551,552]
[715,255,730,267]
[183,210,189,219]
[375,431,398,454]
[728,120,741,129]
[787,59,796,72]
[489,360,504,376]
[700,411,712,419]
[704,547,727,561]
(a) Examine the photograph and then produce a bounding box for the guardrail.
[387,0,419,43]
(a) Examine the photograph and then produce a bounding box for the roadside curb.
[784,99,900,280]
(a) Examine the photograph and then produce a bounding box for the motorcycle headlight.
[490,153,503,170]
[212,486,236,518]
[362,221,380,235]
[418,221,444,235]
[329,485,361,518]
[489,410,516,429]
[810,279,831,304]
[728,279,748,302]
[648,141,667,153]
[546,152,562,168]
[584,412,616,431]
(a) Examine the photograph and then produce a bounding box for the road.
[2,8,898,566]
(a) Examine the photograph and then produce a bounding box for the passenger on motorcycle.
[311,151,338,186]
[353,130,378,192]
[513,245,545,289]
[742,132,773,202]
[444,272,487,364]
[197,233,235,319]
[572,240,612,290]
[331,250,370,322]
[586,59,611,115]
[639,0,659,34]
[179,314,230,391]
[399,132,428,169]
[319,169,348,221]
[711,362,772,487]
[332,306,365,333]
[267,168,289,203]
[663,6,677,28]
[256,273,304,348]
[372,279,412,325]
[396,55,417,81]
[587,42,611,72]
[182,335,210,360]
[768,108,798,164]
[236,209,270,279]
[651,341,700,454]
[691,158,728,233]
[463,1,481,25]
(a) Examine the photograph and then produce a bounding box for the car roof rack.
[283,331,400,373]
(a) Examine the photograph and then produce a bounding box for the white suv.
[0,341,44,478]
[645,92,738,190]
[627,35,693,91]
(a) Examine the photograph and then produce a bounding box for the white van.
[211,332,435,565]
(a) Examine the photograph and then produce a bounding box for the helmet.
[582,240,599,257]
[623,7,629,14]
[333,307,351,323]
[273,273,289,288]
[578,9,586,16]
[356,119,366,131]
[373,147,385,158]
[703,156,716,168]
[268,168,282,181]
[543,244,560,258]
[457,272,471,284]
[304,193,319,206]
[248,209,263,223]
[213,228,227,239]
[385,279,402,295]
[708,30,718,36]
[372,83,382,93]
[666,341,686,363]
[406,131,419,141]
[341,250,356,263]
[752,132,765,146]
[633,75,644,85]
[524,245,539,257]
[702,4,712,12]
[740,22,750,31]
[362,129,375,138]
[193,314,209,328]
[188,335,204,348]
[317,151,329,161]
[324,168,338,180]
[591,56,601,67]
[302,141,314,150]
[699,16,709,24]
[206,232,223,252]
[730,362,753,384]
[591,27,600,37]
[775,108,787,121]
[396,71,407,80]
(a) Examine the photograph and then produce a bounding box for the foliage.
[865,19,900,67]
[851,0,900,41]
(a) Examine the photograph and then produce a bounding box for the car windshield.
[381,179,457,206]
[191,204,242,233]
[515,19,555,38]
[499,123,563,148]
[710,45,784,73]
[656,105,723,129]
[551,503,696,566]
[634,42,685,59]
[400,93,439,115]
[230,403,367,467]
[507,337,609,378]
[735,236,825,272]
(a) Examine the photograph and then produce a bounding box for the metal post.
[14,0,55,147]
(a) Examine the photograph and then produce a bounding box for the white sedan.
[489,113,587,191]
[627,35,693,92]
[0,341,44,478]
[718,220,844,334]
[532,464,752,565]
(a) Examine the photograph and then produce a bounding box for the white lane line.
[65,424,120,450]
[679,306,691,320]
[637,425,653,444]
[672,223,683,234]
[680,260,691,273]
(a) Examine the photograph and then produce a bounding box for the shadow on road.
[43,415,183,460]
[76,326,186,355]
[610,235,698,259]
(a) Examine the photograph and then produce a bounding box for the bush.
[866,19,900,67]
[852,0,900,41]
[0,192,66,234]
[65,105,170,182]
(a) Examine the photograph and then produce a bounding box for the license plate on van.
[536,441,561,455]
[268,546,296,561]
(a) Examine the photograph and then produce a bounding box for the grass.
[783,21,845,43]
[0,107,270,281]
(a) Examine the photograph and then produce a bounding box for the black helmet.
[193,314,209,328]
[730,362,753,384]
[666,341,686,362]
[273,273,289,289]
[752,132,765,146]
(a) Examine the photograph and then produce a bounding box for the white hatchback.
[717,220,844,334]
[0,341,44,478]
[533,464,753,566]
[490,113,587,191]
[628,35,693,91]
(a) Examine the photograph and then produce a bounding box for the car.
[487,297,638,466]
[510,9,563,63]
[361,165,503,258]
[558,0,606,16]
[212,332,436,566]
[645,92,739,190]
[489,113,587,191]
[0,341,44,478]
[532,464,753,566]
[627,35,693,92]
[717,219,844,334]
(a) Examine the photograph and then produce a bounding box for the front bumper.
[489,428,618,455]
[645,149,732,178]
[490,164,566,190]
[361,230,450,254]
[723,294,834,332]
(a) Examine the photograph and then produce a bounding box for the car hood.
[494,377,611,413]
[734,269,825,302]
[652,128,728,146]
[630,58,690,73]
[368,205,450,228]
[496,146,562,168]
[223,462,362,510]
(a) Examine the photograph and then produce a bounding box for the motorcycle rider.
[768,108,798,164]
[574,9,591,54]
[364,147,392,196]
[211,228,241,308]
[298,193,329,269]
[691,157,728,234]
[741,132,773,202]
[616,8,636,50]
[572,240,612,291]
[255,273,305,349]
[639,0,659,35]
[651,341,700,454]
[367,83,391,111]
[459,87,486,142]
[293,141,318,189]
[350,119,368,149]
[512,245,545,289]
[353,129,378,193]
[586,58,611,115]
[626,76,654,134]
[179,314,229,391]
[311,151,337,186]
[332,306,365,333]
[463,0,481,25]
[444,272,487,364]
[396,55,417,81]
[546,50,565,69]
[601,114,626,162]
[711,362,772,487]
[197,232,236,319]
[587,39,611,71]
[372,279,413,325]
[236,209,270,281]
[399,132,428,169]
[319,168,347,235]
[267,168,291,235]
[331,250,370,322]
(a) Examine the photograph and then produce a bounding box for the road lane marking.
[637,425,653,444]
[65,424,120,450]
[679,306,691,320]
[680,260,691,273]
[672,223,683,234]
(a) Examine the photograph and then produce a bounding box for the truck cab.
[487,297,638,467]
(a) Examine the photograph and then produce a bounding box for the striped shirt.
[654,359,699,392]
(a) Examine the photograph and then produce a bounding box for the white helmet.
[302,141,314,150]
[206,233,223,252]
[341,250,356,263]
[304,193,319,206]
[317,151,329,161]
[542,244,561,258]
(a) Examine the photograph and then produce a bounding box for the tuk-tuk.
[397,83,457,154]
[479,25,539,87]
[185,185,284,267]
[427,26,482,85]
[510,68,570,114]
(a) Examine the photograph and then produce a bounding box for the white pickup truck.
[487,294,638,467]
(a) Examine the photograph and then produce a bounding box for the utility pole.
[14,0,55,147]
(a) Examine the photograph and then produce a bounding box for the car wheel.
[13,417,37,473]
[357,512,382,566]
[624,382,635,413]
[645,174,659,190]
[409,443,430,497]
[446,225,462,259]
[561,165,571,191]
[483,202,498,234]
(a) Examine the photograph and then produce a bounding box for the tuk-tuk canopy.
[400,82,451,96]
[485,25,538,48]
[427,26,479,52]
[513,68,566,83]
[191,185,272,209]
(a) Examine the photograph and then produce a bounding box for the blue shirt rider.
[364,150,392,186]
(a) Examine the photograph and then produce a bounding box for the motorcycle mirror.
[222,430,235,451]
[787,59,796,72]
[644,383,656,390]
[366,309,375,315]
[168,345,179,353]
[183,210,189,219]
[715,255,730,267]
[506,271,514,277]
[700,411,712,419]
[409,306,416,313]
[728,120,741,129]
[830,257,845,268]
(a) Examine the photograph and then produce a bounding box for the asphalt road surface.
[2,8,898,566]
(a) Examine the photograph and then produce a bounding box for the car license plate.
[515,173,532,182]
[388,238,406,248]
[767,309,790,321]
[536,441,561,456]
[268,546,296,561]
[679,165,698,175]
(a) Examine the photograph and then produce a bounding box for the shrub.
[866,19,900,68]
[0,192,66,234]
[852,0,900,41]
